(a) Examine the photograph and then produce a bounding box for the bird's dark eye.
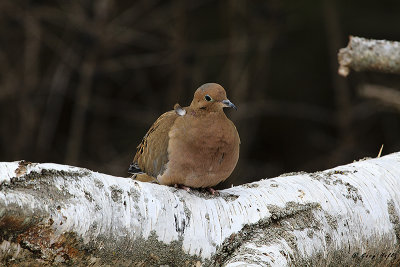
[205,95,212,102]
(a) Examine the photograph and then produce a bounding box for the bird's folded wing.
[133,110,178,178]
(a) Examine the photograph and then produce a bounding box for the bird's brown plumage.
[130,83,240,188]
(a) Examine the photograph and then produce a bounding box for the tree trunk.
[1,153,400,266]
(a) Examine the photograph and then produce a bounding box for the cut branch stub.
[338,36,400,76]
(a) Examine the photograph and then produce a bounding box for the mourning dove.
[129,83,240,190]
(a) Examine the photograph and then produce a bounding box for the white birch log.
[1,153,400,266]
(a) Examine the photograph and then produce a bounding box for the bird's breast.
[160,113,239,187]
[180,115,234,149]
[168,114,238,168]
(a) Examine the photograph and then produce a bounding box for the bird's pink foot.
[174,184,191,192]
[207,187,219,195]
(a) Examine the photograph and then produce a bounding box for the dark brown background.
[1,0,399,187]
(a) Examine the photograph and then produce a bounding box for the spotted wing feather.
[132,110,178,178]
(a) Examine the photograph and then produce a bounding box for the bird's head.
[190,83,237,112]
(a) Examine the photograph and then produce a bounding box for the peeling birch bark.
[1,153,400,266]
[338,36,400,76]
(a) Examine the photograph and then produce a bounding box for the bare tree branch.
[359,84,400,112]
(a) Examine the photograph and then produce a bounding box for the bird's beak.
[222,99,237,110]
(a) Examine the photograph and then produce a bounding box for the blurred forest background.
[1,0,400,187]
